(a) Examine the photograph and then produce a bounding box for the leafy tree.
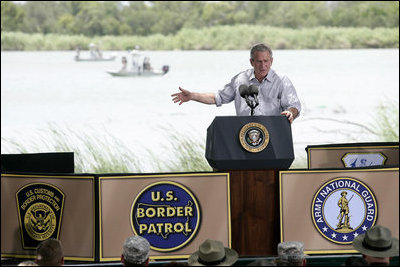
[22,1,63,34]
[1,1,24,32]
[121,2,157,36]
[2,1,398,36]
[57,14,77,34]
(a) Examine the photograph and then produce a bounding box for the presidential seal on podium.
[239,122,269,153]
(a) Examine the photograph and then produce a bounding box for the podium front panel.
[98,173,231,261]
[206,116,294,170]
[1,174,95,261]
[279,168,399,254]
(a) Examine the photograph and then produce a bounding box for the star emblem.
[353,232,359,237]
[331,233,337,239]
[362,225,368,231]
[322,226,328,232]
[343,235,348,241]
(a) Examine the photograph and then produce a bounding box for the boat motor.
[162,65,170,74]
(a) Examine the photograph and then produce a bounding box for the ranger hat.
[188,239,238,266]
[353,225,399,257]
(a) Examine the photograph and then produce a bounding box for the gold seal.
[24,202,57,241]
[239,122,269,153]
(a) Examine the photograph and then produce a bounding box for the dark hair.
[250,43,273,60]
[345,256,370,266]
[123,259,147,266]
[36,238,63,266]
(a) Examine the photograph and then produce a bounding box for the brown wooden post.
[228,169,280,256]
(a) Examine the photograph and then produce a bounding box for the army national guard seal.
[311,177,377,244]
[239,122,269,153]
[16,183,65,249]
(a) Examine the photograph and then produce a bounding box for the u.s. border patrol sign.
[311,178,377,244]
[131,181,200,252]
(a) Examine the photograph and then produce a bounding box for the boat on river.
[75,55,116,62]
[107,50,169,77]
[74,43,116,62]
[107,65,169,77]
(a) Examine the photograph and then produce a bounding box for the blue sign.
[131,181,201,251]
[311,177,377,244]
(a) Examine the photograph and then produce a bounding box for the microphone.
[248,84,259,105]
[239,84,249,98]
[239,84,252,106]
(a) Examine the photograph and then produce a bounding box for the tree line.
[1,1,399,37]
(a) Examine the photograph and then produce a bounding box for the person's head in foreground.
[276,241,306,266]
[121,235,150,266]
[18,261,38,266]
[352,225,399,266]
[188,239,238,266]
[35,238,64,266]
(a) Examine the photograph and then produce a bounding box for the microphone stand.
[243,92,259,116]
[246,97,259,116]
[250,102,259,116]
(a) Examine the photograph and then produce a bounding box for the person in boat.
[89,43,97,59]
[95,47,103,59]
[143,57,151,71]
[119,56,128,72]
[75,46,80,60]
[171,43,301,124]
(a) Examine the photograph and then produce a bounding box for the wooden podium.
[228,169,280,256]
[206,116,294,256]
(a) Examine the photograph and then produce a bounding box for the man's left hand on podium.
[281,110,294,124]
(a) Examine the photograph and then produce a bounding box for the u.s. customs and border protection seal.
[311,177,377,244]
[16,183,65,249]
[131,181,201,252]
[239,122,269,153]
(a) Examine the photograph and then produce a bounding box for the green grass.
[1,26,398,51]
[371,99,399,142]
[1,124,212,173]
[1,101,397,173]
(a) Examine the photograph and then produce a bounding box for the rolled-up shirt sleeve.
[215,80,237,107]
[280,76,301,116]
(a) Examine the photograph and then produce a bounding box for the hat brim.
[353,234,399,258]
[188,248,238,266]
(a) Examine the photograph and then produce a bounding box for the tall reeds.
[1,101,398,173]
[1,26,398,51]
[1,124,212,173]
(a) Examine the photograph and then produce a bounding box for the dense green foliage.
[1,26,398,50]
[2,1,399,36]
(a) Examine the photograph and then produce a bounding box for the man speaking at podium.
[171,43,301,124]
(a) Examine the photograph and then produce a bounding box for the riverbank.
[1,25,398,51]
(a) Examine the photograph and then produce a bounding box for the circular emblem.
[239,122,269,153]
[131,181,201,252]
[24,202,57,241]
[311,178,378,244]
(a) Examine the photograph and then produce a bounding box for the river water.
[1,49,399,170]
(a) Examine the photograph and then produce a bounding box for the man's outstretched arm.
[171,87,216,105]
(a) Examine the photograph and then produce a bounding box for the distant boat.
[74,43,116,62]
[107,50,169,77]
[75,55,116,62]
[107,66,169,77]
